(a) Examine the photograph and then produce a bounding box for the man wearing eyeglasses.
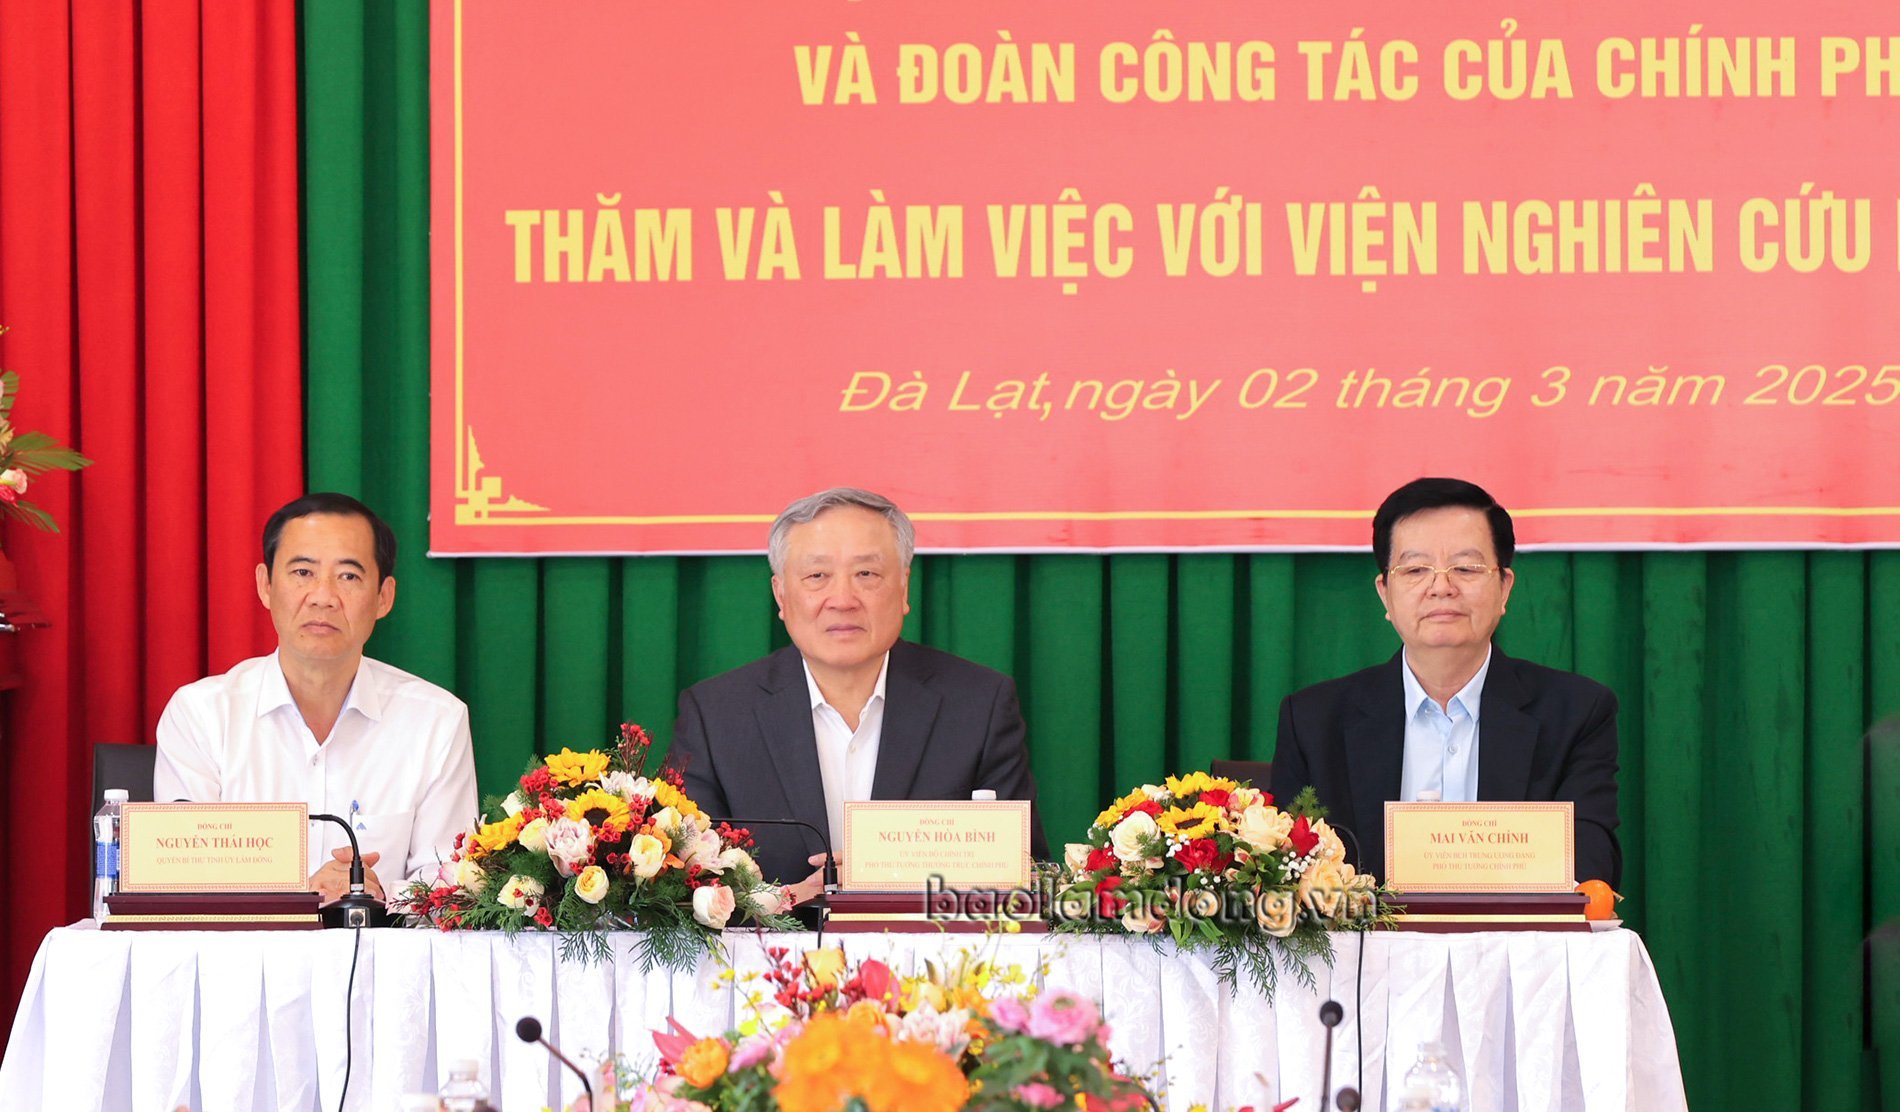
[1271,477,1621,887]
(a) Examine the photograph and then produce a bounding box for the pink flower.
[543,817,596,877]
[728,1034,775,1071]
[1026,991,1100,1046]
[1015,1081,1064,1108]
[691,882,736,929]
[989,996,1029,1032]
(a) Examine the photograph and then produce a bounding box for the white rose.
[1063,843,1093,872]
[713,846,761,879]
[0,468,27,496]
[496,874,544,913]
[518,816,551,854]
[651,806,682,835]
[1234,805,1293,851]
[453,857,488,894]
[1139,783,1171,803]
[502,791,527,816]
[543,817,595,877]
[1109,811,1160,863]
[627,833,667,879]
[574,865,610,904]
[692,883,736,929]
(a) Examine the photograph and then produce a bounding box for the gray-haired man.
[666,487,1047,897]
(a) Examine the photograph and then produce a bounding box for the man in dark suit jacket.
[1272,478,1622,888]
[666,487,1046,893]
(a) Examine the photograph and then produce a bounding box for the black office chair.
[1210,758,1272,789]
[91,741,157,813]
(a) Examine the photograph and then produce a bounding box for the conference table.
[1,922,1688,1112]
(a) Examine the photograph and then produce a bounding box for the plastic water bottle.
[439,1059,491,1112]
[1403,1040,1465,1112]
[92,789,129,921]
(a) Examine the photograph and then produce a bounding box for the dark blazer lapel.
[1476,649,1537,801]
[871,643,941,801]
[754,648,830,838]
[1343,655,1406,848]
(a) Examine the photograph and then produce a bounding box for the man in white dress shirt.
[154,493,478,904]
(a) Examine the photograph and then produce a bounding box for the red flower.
[1287,816,1319,857]
[1085,846,1117,873]
[863,959,899,1003]
[520,768,555,795]
[1199,789,1231,809]
[1126,800,1163,819]
[1174,838,1230,873]
[1095,875,1129,916]
[534,905,554,928]
[1260,791,1275,807]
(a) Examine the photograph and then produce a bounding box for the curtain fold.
[0,0,303,1025]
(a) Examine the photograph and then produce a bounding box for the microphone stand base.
[322,894,389,929]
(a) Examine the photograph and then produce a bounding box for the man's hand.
[782,852,834,908]
[308,847,385,905]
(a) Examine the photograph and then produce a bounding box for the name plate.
[1384,801,1575,892]
[840,801,1030,890]
[119,803,310,893]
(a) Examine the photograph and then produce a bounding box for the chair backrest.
[92,742,157,814]
[1210,758,1272,789]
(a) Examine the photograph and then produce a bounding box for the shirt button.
[1449,745,1459,755]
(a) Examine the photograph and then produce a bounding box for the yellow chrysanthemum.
[469,812,526,856]
[651,779,703,820]
[567,787,632,829]
[1165,771,1240,799]
[1094,788,1153,830]
[1157,801,1225,840]
[544,747,611,787]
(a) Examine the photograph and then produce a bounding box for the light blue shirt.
[1398,648,1492,803]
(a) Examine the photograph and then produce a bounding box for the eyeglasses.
[1385,564,1500,588]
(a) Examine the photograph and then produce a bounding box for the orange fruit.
[1575,879,1620,920]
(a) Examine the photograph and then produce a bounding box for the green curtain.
[300,8,1899,1107]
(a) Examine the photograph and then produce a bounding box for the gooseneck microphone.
[708,815,839,892]
[310,813,388,929]
[517,1015,594,1104]
[1318,999,1344,1112]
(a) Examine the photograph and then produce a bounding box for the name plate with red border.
[119,802,310,893]
[840,801,1030,891]
[1384,801,1574,892]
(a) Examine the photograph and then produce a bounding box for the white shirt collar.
[801,652,890,714]
[256,650,385,723]
[1400,645,1492,721]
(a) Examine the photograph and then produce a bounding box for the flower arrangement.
[1051,772,1390,996]
[614,945,1157,1112]
[404,724,795,967]
[0,326,92,532]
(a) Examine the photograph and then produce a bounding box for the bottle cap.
[103,789,130,803]
[970,789,997,801]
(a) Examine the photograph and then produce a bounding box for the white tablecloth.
[0,923,1687,1112]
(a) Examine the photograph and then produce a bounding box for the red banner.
[430,1,1900,554]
